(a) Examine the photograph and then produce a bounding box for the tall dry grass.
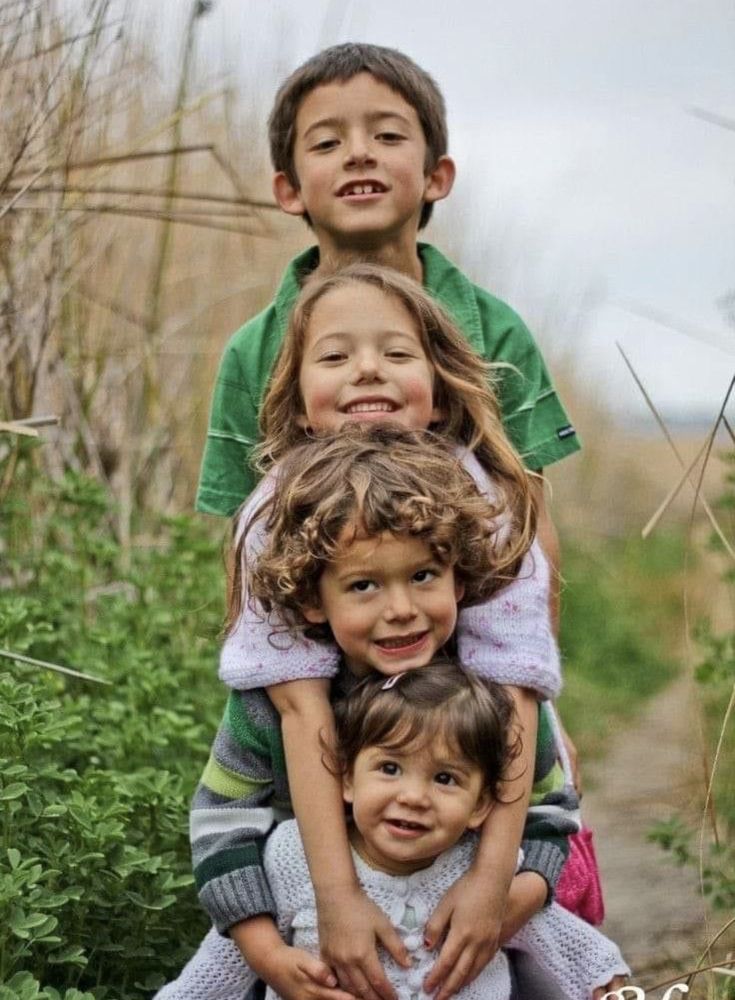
[0,0,308,543]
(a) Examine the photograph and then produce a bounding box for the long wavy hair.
[227,424,531,636]
[255,262,536,549]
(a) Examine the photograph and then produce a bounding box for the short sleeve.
[476,293,581,471]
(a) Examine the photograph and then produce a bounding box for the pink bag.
[545,704,606,926]
[555,826,605,926]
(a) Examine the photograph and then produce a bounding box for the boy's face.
[304,529,463,677]
[273,73,454,252]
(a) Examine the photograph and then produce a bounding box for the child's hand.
[423,868,503,1000]
[231,915,355,999]
[262,942,358,1000]
[593,976,628,999]
[318,885,409,1000]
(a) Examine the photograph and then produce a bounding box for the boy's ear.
[273,171,306,217]
[453,577,465,605]
[423,155,456,206]
[302,604,327,624]
[466,788,493,832]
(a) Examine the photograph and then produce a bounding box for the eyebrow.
[307,329,423,349]
[372,745,475,777]
[434,758,473,777]
[302,110,413,139]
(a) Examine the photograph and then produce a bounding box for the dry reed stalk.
[1,0,304,522]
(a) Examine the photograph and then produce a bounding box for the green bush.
[1,472,226,997]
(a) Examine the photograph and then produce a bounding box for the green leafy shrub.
[1,472,226,996]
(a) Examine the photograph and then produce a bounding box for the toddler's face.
[298,282,441,435]
[343,732,491,875]
[303,528,462,678]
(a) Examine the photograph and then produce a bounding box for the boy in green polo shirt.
[195,42,580,1000]
[196,44,579,516]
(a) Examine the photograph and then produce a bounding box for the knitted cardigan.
[159,823,628,1000]
[191,686,579,934]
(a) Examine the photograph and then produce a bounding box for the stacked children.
[159,44,629,1000]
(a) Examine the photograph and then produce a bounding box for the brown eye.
[434,771,457,786]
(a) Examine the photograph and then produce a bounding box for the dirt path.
[582,673,708,986]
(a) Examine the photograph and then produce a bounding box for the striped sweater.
[191,682,580,933]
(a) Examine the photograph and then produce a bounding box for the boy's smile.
[273,73,454,261]
[303,530,463,677]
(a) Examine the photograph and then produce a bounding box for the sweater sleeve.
[190,690,290,933]
[218,480,341,692]
[519,702,580,895]
[457,541,561,699]
[508,903,629,1000]
[264,820,313,944]
[454,451,561,699]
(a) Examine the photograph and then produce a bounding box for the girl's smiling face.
[298,281,442,434]
[343,732,492,875]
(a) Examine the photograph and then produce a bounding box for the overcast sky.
[138,0,735,426]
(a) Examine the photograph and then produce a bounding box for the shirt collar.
[273,243,483,354]
[417,243,483,353]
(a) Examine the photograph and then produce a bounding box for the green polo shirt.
[196,243,580,516]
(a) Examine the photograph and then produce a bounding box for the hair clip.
[381,673,405,690]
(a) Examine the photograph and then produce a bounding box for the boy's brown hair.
[331,657,521,802]
[268,42,448,228]
[229,424,532,634]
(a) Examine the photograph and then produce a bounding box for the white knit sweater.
[156,821,628,1000]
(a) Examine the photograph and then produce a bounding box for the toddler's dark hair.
[331,657,521,802]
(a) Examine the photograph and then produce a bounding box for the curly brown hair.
[330,657,522,803]
[228,424,530,635]
[256,262,536,558]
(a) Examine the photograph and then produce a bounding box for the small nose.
[396,777,431,808]
[384,585,417,622]
[351,350,383,383]
[344,130,377,169]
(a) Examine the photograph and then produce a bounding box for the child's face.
[298,281,441,434]
[273,72,453,251]
[304,529,463,677]
[343,733,491,875]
